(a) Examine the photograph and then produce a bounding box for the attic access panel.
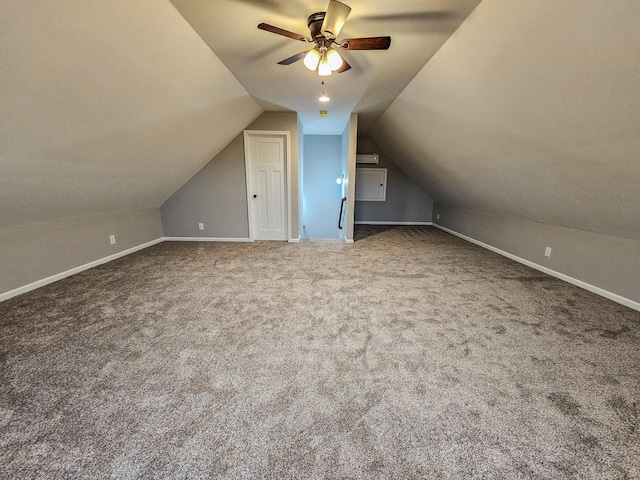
[355,168,387,201]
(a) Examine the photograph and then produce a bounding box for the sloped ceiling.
[2,0,638,243]
[0,0,262,229]
[169,0,481,134]
[371,0,640,240]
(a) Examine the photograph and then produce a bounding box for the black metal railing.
[338,196,347,230]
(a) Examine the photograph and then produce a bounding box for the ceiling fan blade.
[321,0,351,39]
[336,58,351,73]
[257,23,311,42]
[277,51,309,65]
[340,36,391,50]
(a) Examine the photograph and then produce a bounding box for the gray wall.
[339,120,349,240]
[160,112,299,239]
[161,134,249,239]
[370,0,640,242]
[1,208,163,296]
[343,114,358,242]
[433,204,640,305]
[1,0,262,233]
[297,116,305,240]
[354,136,433,224]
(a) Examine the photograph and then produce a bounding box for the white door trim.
[244,130,292,242]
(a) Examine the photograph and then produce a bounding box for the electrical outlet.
[544,246,552,257]
[198,223,204,231]
[436,214,440,220]
[109,235,116,245]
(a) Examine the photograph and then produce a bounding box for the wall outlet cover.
[109,235,116,245]
[545,246,552,257]
[198,223,204,231]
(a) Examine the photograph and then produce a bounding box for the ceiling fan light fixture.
[303,49,320,71]
[258,1,389,76]
[318,58,332,76]
[326,49,343,71]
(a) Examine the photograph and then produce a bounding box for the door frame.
[243,130,292,242]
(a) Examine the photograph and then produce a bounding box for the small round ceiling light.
[319,80,330,102]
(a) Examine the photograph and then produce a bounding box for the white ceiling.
[169,0,481,134]
[0,0,262,229]
[371,0,640,240]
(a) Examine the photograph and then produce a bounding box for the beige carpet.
[1,226,639,478]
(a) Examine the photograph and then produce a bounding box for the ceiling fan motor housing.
[307,13,327,42]
[257,1,390,73]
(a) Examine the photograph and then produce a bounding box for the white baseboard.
[345,238,355,244]
[0,238,164,303]
[163,237,250,242]
[288,237,301,243]
[355,221,433,226]
[433,224,640,312]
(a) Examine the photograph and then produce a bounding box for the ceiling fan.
[257,0,391,75]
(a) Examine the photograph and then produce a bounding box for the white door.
[244,132,288,241]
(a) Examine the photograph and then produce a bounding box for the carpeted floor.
[1,226,639,478]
